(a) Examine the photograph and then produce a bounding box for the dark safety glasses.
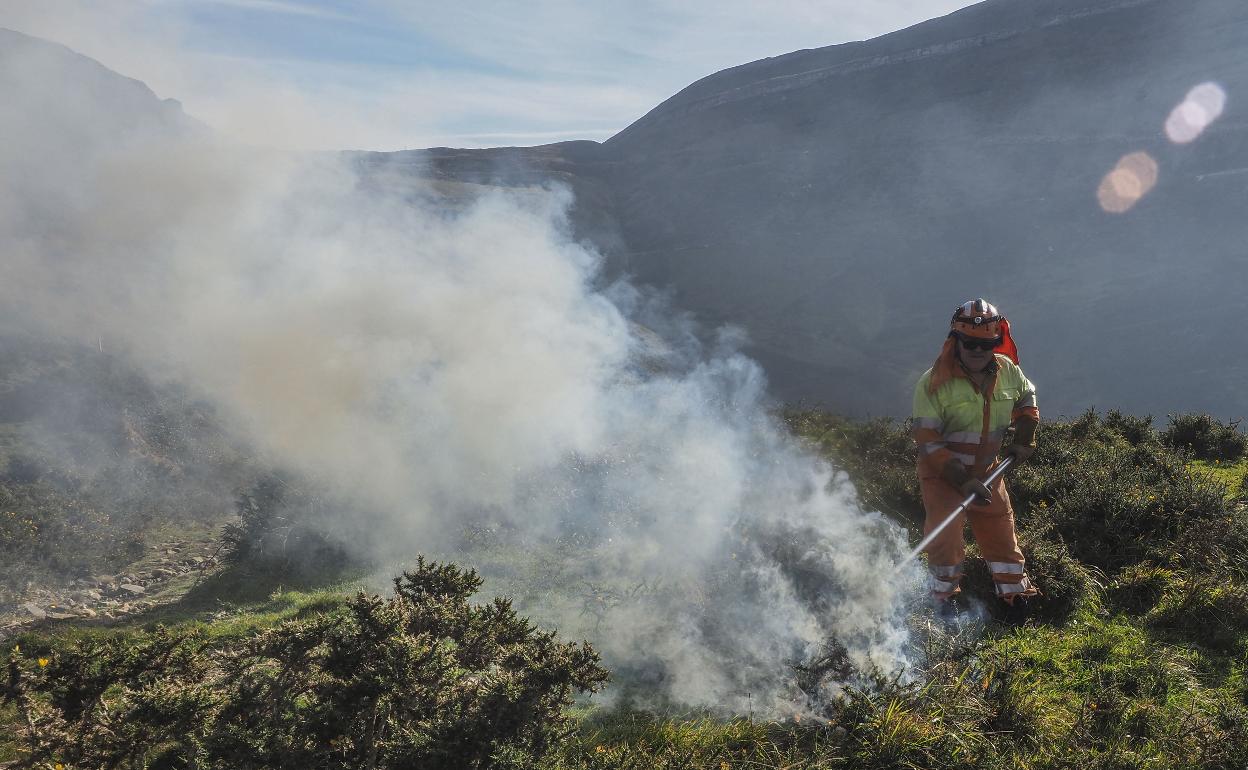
[956,335,1002,351]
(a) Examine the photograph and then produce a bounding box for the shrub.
[1009,423,1242,575]
[1102,410,1157,447]
[5,558,609,770]
[1161,413,1247,462]
[223,474,351,578]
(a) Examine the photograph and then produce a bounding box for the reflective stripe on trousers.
[995,575,1035,596]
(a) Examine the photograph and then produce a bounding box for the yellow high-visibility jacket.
[912,354,1038,477]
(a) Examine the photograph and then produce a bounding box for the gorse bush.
[5,558,609,769]
[1007,413,1244,577]
[1161,412,1247,462]
[1014,441,1236,571]
[960,538,1101,624]
[0,481,114,569]
[223,474,352,578]
[1101,409,1158,447]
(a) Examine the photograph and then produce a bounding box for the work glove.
[1006,418,1039,466]
[941,457,993,504]
[959,478,993,504]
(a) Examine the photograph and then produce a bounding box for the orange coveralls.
[912,354,1040,600]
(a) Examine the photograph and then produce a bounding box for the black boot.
[1002,595,1032,625]
[933,596,960,625]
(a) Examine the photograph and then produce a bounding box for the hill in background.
[360,0,1248,418]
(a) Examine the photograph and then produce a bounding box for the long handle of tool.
[898,456,1014,569]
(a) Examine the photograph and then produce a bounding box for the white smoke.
[0,31,923,714]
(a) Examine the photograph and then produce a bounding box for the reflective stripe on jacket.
[912,354,1038,477]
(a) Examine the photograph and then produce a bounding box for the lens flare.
[1097,151,1158,213]
[1165,82,1227,144]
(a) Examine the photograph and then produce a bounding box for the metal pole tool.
[898,456,1015,569]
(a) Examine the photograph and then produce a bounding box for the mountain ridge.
[0,26,192,129]
[610,0,1163,146]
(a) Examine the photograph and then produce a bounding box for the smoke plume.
[0,31,923,714]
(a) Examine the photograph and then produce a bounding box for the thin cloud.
[191,0,357,22]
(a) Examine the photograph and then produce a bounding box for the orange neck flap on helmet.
[928,306,1019,395]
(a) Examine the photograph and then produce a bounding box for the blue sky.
[1,0,981,150]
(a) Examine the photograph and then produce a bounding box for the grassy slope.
[0,337,257,604]
[1192,458,1248,500]
[4,412,1247,769]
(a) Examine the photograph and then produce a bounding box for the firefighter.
[911,299,1040,618]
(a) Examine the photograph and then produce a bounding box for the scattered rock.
[119,584,147,596]
[152,568,175,579]
[80,589,102,601]
[76,607,98,618]
[47,611,77,620]
[21,603,46,619]
[190,557,206,566]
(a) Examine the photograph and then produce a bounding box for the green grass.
[0,703,17,764]
[558,710,838,769]
[1190,458,1248,501]
[4,555,367,657]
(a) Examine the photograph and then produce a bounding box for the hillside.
[4,410,1247,769]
